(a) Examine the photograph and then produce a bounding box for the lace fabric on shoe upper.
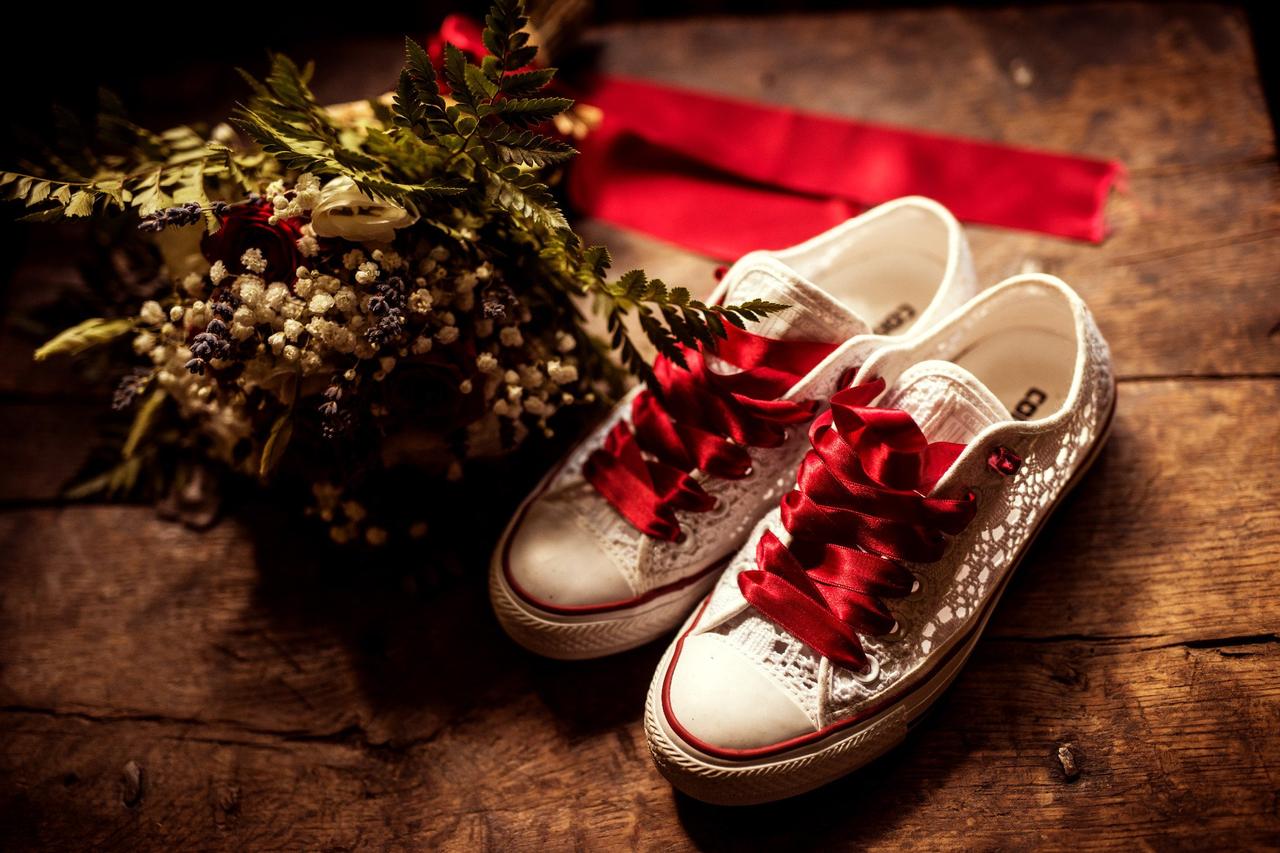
[693,281,1113,729]
[738,377,977,671]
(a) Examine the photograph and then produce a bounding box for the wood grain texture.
[1,2,1278,850]
[1,380,1277,850]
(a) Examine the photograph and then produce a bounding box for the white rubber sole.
[645,400,1115,805]
[488,550,723,660]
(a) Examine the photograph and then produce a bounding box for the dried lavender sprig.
[366,276,407,346]
[319,380,353,439]
[112,368,153,410]
[138,201,229,233]
[185,293,238,375]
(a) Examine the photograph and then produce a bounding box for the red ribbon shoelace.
[583,324,837,542]
[738,377,977,671]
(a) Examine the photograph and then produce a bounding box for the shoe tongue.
[880,360,1009,445]
[720,252,868,343]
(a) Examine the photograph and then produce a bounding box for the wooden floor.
[2,3,1278,850]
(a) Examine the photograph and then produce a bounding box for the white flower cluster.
[267,173,321,223]
[131,175,589,475]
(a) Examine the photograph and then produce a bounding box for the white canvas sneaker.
[490,197,979,659]
[645,274,1116,804]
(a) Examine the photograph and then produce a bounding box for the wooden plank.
[989,377,1280,643]
[584,4,1272,166]
[1,638,1275,849]
[0,376,1276,849]
[0,379,1273,731]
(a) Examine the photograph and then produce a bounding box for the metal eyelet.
[909,576,923,596]
[853,655,881,684]
[988,445,1023,476]
[742,466,755,479]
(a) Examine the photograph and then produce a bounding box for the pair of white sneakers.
[489,197,1115,805]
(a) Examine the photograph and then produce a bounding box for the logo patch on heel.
[1013,387,1048,420]
[874,303,916,335]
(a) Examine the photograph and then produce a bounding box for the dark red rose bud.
[201,198,303,285]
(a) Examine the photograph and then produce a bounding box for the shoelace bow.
[739,377,978,672]
[583,323,837,541]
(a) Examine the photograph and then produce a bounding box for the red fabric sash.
[568,74,1125,258]
[428,14,1125,257]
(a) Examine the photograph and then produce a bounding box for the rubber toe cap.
[505,493,634,608]
[665,632,816,751]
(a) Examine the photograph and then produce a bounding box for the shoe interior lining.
[948,290,1079,421]
[776,205,949,337]
[951,328,1076,421]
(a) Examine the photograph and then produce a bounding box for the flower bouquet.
[2,0,782,545]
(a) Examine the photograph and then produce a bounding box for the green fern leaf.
[500,68,557,98]
[482,127,576,167]
[443,44,474,109]
[490,97,574,128]
[65,189,96,217]
[465,64,499,103]
[130,168,174,216]
[483,166,567,230]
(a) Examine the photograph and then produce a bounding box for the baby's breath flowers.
[19,0,788,548]
[121,172,593,541]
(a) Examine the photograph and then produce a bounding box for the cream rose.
[310,176,418,243]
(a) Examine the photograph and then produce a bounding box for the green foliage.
[122,389,166,460]
[0,171,125,220]
[599,269,788,391]
[33,317,134,360]
[63,455,145,500]
[1,90,243,227]
[483,127,576,168]
[6,0,788,397]
[259,411,295,479]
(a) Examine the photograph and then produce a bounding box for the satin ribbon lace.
[738,377,978,671]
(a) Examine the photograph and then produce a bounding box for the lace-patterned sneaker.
[490,197,978,659]
[645,274,1115,804]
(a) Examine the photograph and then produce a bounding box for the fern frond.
[482,127,576,167]
[482,165,567,230]
[487,97,575,128]
[499,68,557,98]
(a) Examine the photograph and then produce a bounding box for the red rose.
[202,199,303,285]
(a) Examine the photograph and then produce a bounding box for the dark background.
[1,2,1275,133]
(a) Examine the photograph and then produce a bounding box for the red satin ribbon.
[568,74,1126,258]
[582,324,836,541]
[739,378,976,671]
[427,15,1123,256]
